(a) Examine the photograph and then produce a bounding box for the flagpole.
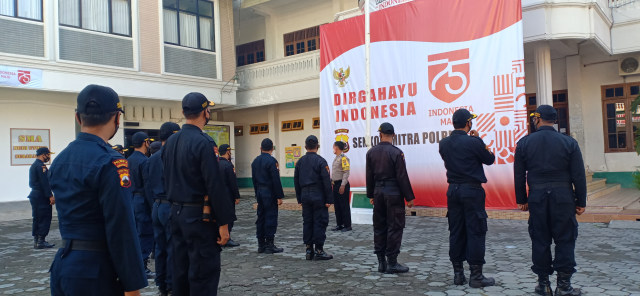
[364,0,372,150]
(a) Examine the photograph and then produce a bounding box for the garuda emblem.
[333,67,350,88]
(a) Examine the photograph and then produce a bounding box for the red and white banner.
[0,65,43,89]
[320,0,525,209]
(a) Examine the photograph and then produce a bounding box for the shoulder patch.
[118,168,131,188]
[341,156,350,171]
[42,166,47,173]
[112,159,128,168]
[275,161,279,171]
[326,165,330,174]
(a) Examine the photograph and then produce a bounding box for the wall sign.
[0,65,43,88]
[10,129,51,166]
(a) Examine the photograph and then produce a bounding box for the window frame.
[601,83,639,153]
[163,0,215,52]
[236,39,264,67]
[0,0,44,22]
[281,119,304,132]
[312,117,320,129]
[283,25,320,57]
[525,90,570,135]
[234,126,243,137]
[58,0,133,37]
[250,123,269,135]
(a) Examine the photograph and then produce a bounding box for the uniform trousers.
[373,184,406,257]
[446,183,488,265]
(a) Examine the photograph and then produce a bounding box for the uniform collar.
[34,158,44,165]
[182,124,202,131]
[306,152,317,155]
[77,132,109,146]
[451,130,468,135]
[219,157,230,162]
[378,141,392,146]
[537,126,557,132]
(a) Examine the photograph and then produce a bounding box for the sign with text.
[284,146,302,168]
[0,65,43,88]
[320,0,525,209]
[203,125,231,147]
[11,129,50,166]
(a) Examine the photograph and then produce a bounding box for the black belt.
[155,199,171,204]
[172,202,202,207]
[529,182,572,190]
[375,180,398,186]
[62,239,107,252]
[450,183,482,188]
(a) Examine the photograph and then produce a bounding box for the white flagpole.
[365,0,372,149]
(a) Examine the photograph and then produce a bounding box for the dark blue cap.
[378,122,395,134]
[531,105,557,121]
[182,92,214,115]
[77,84,123,115]
[305,135,319,146]
[36,147,53,156]
[149,141,162,155]
[111,144,128,152]
[159,122,180,141]
[452,108,477,125]
[219,144,231,155]
[132,132,150,147]
[261,138,274,151]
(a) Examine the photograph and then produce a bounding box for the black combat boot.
[469,265,495,288]
[263,237,283,254]
[376,253,387,273]
[313,244,333,261]
[555,272,581,296]
[144,259,156,279]
[35,236,55,249]
[257,238,266,253]
[535,274,552,296]
[33,236,38,249]
[453,262,467,285]
[305,244,314,260]
[386,255,409,274]
[224,239,240,247]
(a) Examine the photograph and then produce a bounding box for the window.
[163,0,215,51]
[312,117,320,129]
[601,83,640,153]
[234,126,243,137]
[236,40,264,66]
[281,119,304,132]
[58,0,131,36]
[0,0,42,21]
[526,90,570,135]
[250,123,269,135]
[283,26,320,57]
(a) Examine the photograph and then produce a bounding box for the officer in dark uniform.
[49,84,147,295]
[515,105,586,296]
[149,141,162,155]
[112,144,128,156]
[163,92,234,295]
[366,122,415,274]
[28,147,55,249]
[145,122,180,296]
[128,131,155,278]
[251,138,285,254]
[218,144,240,248]
[439,108,496,288]
[294,135,334,261]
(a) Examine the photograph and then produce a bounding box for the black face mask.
[110,113,120,140]
[530,117,538,133]
[43,156,50,163]
[204,110,211,126]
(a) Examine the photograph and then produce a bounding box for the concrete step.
[588,183,622,201]
[587,178,607,192]
[586,171,594,183]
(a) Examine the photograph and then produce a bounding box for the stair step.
[587,178,607,192]
[587,184,622,201]
[586,171,594,183]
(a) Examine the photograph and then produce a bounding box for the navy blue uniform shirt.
[365,142,415,201]
[29,158,52,197]
[127,151,148,197]
[145,146,166,201]
[162,124,234,226]
[514,126,587,207]
[293,152,333,204]
[251,152,285,199]
[219,157,241,202]
[439,130,495,184]
[49,132,147,291]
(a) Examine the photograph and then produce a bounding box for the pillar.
[534,42,553,106]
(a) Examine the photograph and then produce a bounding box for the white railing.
[235,51,320,91]
[609,0,636,8]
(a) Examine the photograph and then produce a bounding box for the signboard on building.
[0,65,43,88]
[284,146,302,168]
[203,125,231,146]
[320,0,525,209]
[10,129,50,166]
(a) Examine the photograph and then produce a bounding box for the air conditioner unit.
[618,56,640,76]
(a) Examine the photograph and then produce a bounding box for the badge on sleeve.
[112,159,131,188]
[276,162,280,171]
[325,165,330,174]
[341,157,350,171]
[42,166,47,173]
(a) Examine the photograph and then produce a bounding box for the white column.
[566,55,586,157]
[268,105,279,160]
[534,42,553,106]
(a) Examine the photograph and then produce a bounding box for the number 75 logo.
[427,49,470,103]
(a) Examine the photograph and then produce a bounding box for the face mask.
[44,156,50,163]
[530,117,538,133]
[204,110,211,126]
[109,113,120,140]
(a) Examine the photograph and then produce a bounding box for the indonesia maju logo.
[333,67,351,88]
[427,49,470,103]
[18,70,31,85]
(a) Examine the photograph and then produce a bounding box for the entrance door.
[526,90,570,135]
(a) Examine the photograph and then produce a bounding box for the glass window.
[296,41,305,54]
[246,53,254,64]
[602,83,639,152]
[307,39,316,51]
[256,51,264,62]
[631,85,639,96]
[59,0,131,36]
[1,0,42,21]
[285,44,294,56]
[163,0,215,51]
[237,56,245,66]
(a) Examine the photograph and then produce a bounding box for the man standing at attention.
[251,138,285,254]
[366,122,415,274]
[515,105,586,296]
[163,92,234,295]
[218,144,241,248]
[49,84,147,295]
[28,147,55,249]
[439,108,496,288]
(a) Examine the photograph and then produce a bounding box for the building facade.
[0,0,238,202]
[222,0,640,189]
